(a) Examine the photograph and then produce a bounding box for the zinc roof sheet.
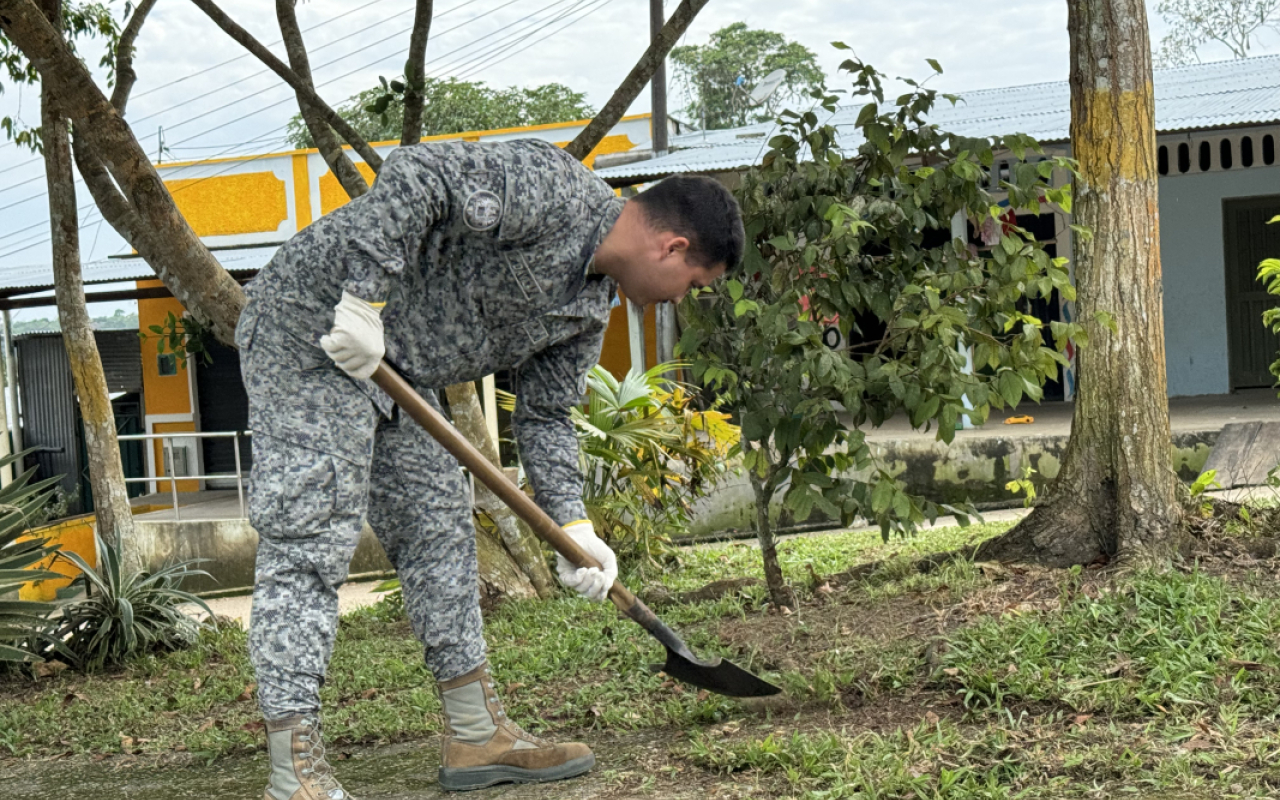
[0,245,277,294]
[597,54,1280,181]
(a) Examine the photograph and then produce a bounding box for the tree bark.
[40,0,139,569]
[399,0,433,147]
[975,0,1182,568]
[445,382,555,598]
[188,0,383,171]
[109,0,157,116]
[743,438,793,609]
[475,519,537,609]
[563,0,709,161]
[0,0,246,345]
[275,0,369,200]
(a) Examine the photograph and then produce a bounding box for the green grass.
[9,517,1280,799]
[938,567,1280,717]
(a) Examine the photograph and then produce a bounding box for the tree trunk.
[276,0,369,200]
[39,0,139,569]
[445,382,555,598]
[400,0,433,147]
[474,520,537,609]
[0,0,246,345]
[563,0,709,161]
[743,439,793,609]
[975,0,1182,568]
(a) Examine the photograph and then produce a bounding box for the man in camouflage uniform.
[237,138,743,797]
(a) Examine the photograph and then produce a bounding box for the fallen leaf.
[1183,735,1214,751]
[1071,714,1093,728]
[119,736,134,749]
[1006,664,1018,674]
[696,690,710,702]
[192,678,203,692]
[942,668,960,677]
[1227,659,1271,672]
[236,683,256,702]
[62,692,88,706]
[505,682,525,693]
[359,688,378,700]
[242,721,265,734]
[197,720,216,733]
[924,711,940,724]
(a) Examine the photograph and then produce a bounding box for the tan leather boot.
[437,662,594,791]
[263,714,355,800]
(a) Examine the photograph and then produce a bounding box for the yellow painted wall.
[18,515,97,602]
[165,172,288,237]
[319,162,378,216]
[138,281,194,416]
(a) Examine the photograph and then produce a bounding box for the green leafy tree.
[286,77,594,149]
[680,53,1082,607]
[1154,0,1280,66]
[669,22,826,131]
[1256,216,1280,385]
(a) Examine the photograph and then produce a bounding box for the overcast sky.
[0,0,1277,317]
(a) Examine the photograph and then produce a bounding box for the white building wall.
[1158,129,1280,397]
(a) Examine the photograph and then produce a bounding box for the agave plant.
[48,533,217,672]
[0,452,69,664]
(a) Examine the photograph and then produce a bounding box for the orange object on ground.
[1004,415,1035,425]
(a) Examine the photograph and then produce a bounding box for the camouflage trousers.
[237,301,486,720]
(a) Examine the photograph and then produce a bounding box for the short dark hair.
[632,174,744,272]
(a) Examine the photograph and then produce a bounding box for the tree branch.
[564,0,709,162]
[0,0,246,344]
[400,0,432,146]
[110,0,157,115]
[275,0,369,198]
[188,0,384,171]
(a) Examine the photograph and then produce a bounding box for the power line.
[158,0,579,152]
[1,0,621,254]
[0,0,407,159]
[0,0,520,198]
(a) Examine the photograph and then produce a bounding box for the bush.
[502,363,738,569]
[44,532,217,672]
[0,453,68,665]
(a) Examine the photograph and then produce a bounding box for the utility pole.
[650,0,677,374]
[650,0,668,157]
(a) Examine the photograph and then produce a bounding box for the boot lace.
[298,716,350,800]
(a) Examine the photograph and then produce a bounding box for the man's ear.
[663,235,691,258]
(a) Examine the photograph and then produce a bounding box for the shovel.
[371,363,781,698]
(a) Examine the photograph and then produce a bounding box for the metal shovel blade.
[627,595,782,698]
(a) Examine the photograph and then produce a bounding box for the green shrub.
[505,363,738,568]
[0,453,68,665]
[45,532,217,671]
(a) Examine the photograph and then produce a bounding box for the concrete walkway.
[199,579,390,627]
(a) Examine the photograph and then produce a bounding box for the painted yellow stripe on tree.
[292,154,312,230]
[164,172,288,237]
[1072,84,1157,187]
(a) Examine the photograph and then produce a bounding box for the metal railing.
[117,431,251,521]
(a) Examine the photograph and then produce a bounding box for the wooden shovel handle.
[370,364,637,613]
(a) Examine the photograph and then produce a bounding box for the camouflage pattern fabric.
[237,138,624,719]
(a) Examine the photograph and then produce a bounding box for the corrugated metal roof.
[0,245,277,294]
[597,54,1280,181]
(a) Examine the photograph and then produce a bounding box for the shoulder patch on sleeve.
[463,190,503,231]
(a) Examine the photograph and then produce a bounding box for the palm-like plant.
[0,452,68,664]
[48,533,216,672]
[503,363,739,566]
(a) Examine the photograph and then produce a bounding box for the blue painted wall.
[1158,165,1280,397]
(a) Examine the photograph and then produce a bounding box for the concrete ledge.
[687,429,1218,537]
[129,519,392,595]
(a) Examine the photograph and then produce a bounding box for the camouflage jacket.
[243,138,626,524]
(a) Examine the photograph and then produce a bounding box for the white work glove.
[320,291,385,380]
[556,520,618,603]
